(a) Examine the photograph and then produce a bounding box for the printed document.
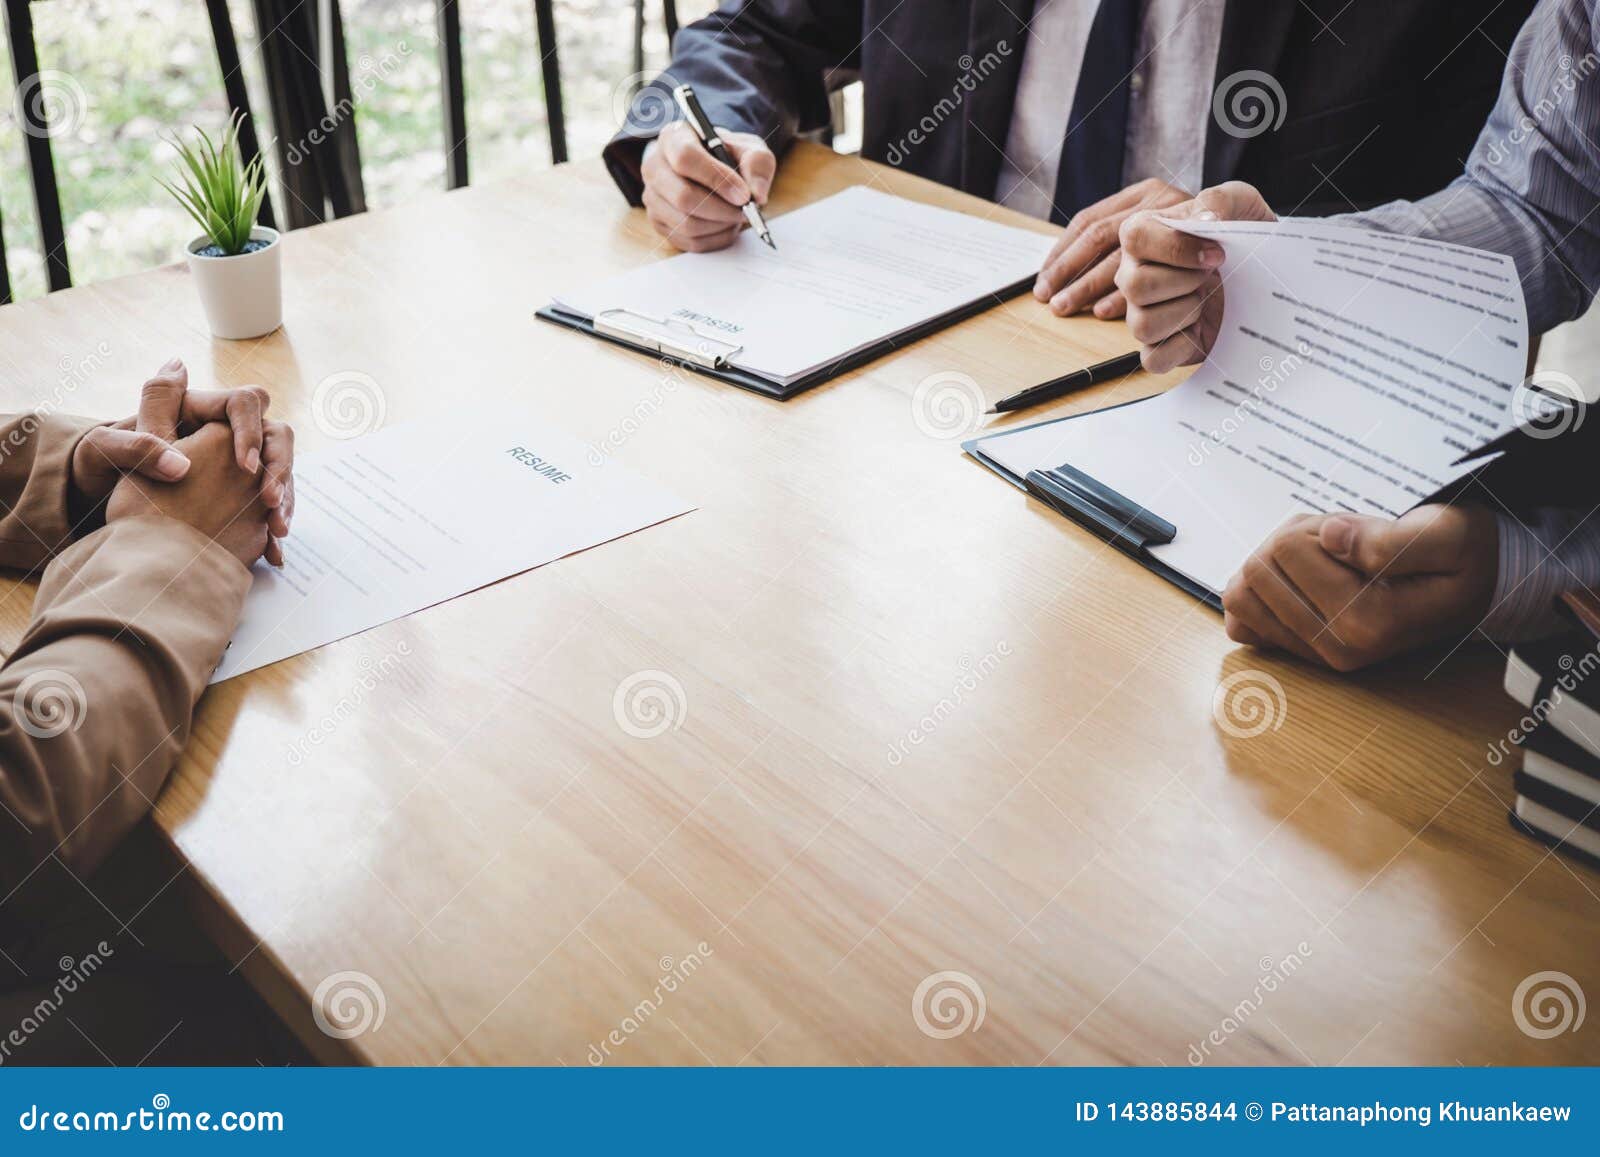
[553,186,1054,385]
[971,218,1528,594]
[213,417,692,681]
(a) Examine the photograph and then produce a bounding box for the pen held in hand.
[671,84,776,250]
[986,350,1144,414]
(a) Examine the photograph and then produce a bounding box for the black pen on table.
[986,350,1144,414]
[671,84,776,250]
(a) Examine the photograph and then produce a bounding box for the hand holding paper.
[1116,181,1278,372]
[970,210,1528,607]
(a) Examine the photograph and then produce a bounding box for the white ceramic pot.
[185,226,282,340]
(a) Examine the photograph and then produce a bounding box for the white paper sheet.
[554,186,1055,384]
[212,417,692,682]
[972,217,1528,595]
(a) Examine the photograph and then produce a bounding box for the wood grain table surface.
[0,142,1593,1066]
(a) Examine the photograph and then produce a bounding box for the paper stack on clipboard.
[539,186,1055,399]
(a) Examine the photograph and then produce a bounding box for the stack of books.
[1503,592,1600,868]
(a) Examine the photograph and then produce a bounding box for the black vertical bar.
[251,0,362,223]
[204,0,277,231]
[4,0,70,292]
[532,0,566,163]
[300,0,357,219]
[253,0,324,227]
[663,0,678,42]
[436,0,468,188]
[0,197,12,304]
[632,0,644,80]
[328,0,367,211]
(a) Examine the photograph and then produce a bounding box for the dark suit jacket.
[604,0,1536,217]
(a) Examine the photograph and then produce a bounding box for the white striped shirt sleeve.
[1483,509,1600,639]
[1333,0,1600,639]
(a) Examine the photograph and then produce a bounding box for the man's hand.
[1116,181,1275,373]
[1222,506,1499,672]
[1034,178,1191,318]
[641,120,776,252]
[106,421,274,571]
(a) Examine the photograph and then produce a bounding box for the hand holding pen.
[670,86,775,249]
[632,86,777,252]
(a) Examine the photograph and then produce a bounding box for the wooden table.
[1,144,1595,1066]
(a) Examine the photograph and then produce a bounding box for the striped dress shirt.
[1333,0,1600,639]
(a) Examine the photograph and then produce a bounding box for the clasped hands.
[70,358,295,571]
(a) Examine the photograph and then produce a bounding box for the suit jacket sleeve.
[0,414,250,905]
[603,0,866,204]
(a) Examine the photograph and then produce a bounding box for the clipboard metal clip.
[1025,464,1176,550]
[592,308,744,370]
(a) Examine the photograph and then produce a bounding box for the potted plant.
[161,112,280,340]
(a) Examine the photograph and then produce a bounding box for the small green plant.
[159,112,269,256]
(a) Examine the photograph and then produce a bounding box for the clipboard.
[536,275,1036,401]
[963,400,1223,611]
[966,391,1600,614]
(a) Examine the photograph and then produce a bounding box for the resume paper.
[212,417,692,682]
[554,186,1055,385]
[970,217,1529,594]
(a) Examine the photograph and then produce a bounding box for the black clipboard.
[963,400,1224,611]
[536,274,1036,402]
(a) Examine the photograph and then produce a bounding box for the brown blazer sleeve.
[0,415,250,903]
[0,412,100,572]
